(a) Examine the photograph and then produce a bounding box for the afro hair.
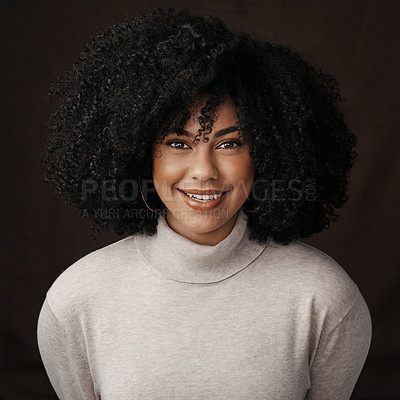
[41,7,357,244]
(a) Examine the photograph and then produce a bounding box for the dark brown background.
[1,0,399,399]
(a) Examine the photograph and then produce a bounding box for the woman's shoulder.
[54,234,137,278]
[45,235,139,317]
[255,238,367,328]
[259,238,358,290]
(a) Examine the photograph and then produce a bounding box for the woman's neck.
[134,209,267,284]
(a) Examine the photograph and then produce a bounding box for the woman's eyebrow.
[180,125,239,138]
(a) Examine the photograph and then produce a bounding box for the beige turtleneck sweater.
[37,210,371,399]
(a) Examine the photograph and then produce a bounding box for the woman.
[38,7,372,399]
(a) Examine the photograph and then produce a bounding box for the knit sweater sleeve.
[305,289,372,400]
[37,298,98,400]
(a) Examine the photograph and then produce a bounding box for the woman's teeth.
[183,191,224,202]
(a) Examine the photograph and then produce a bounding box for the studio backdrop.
[1,0,399,399]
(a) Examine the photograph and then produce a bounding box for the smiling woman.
[152,95,254,245]
[38,7,371,400]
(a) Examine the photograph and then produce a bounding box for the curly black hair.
[41,7,357,245]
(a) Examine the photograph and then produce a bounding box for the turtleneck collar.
[135,210,267,284]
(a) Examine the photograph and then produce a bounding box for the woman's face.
[152,96,254,245]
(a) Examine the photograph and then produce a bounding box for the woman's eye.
[167,140,191,149]
[217,140,242,150]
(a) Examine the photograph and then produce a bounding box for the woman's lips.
[177,189,229,211]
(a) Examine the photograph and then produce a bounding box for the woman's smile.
[177,188,229,210]
[152,95,254,245]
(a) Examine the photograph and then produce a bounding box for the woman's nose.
[188,146,219,182]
